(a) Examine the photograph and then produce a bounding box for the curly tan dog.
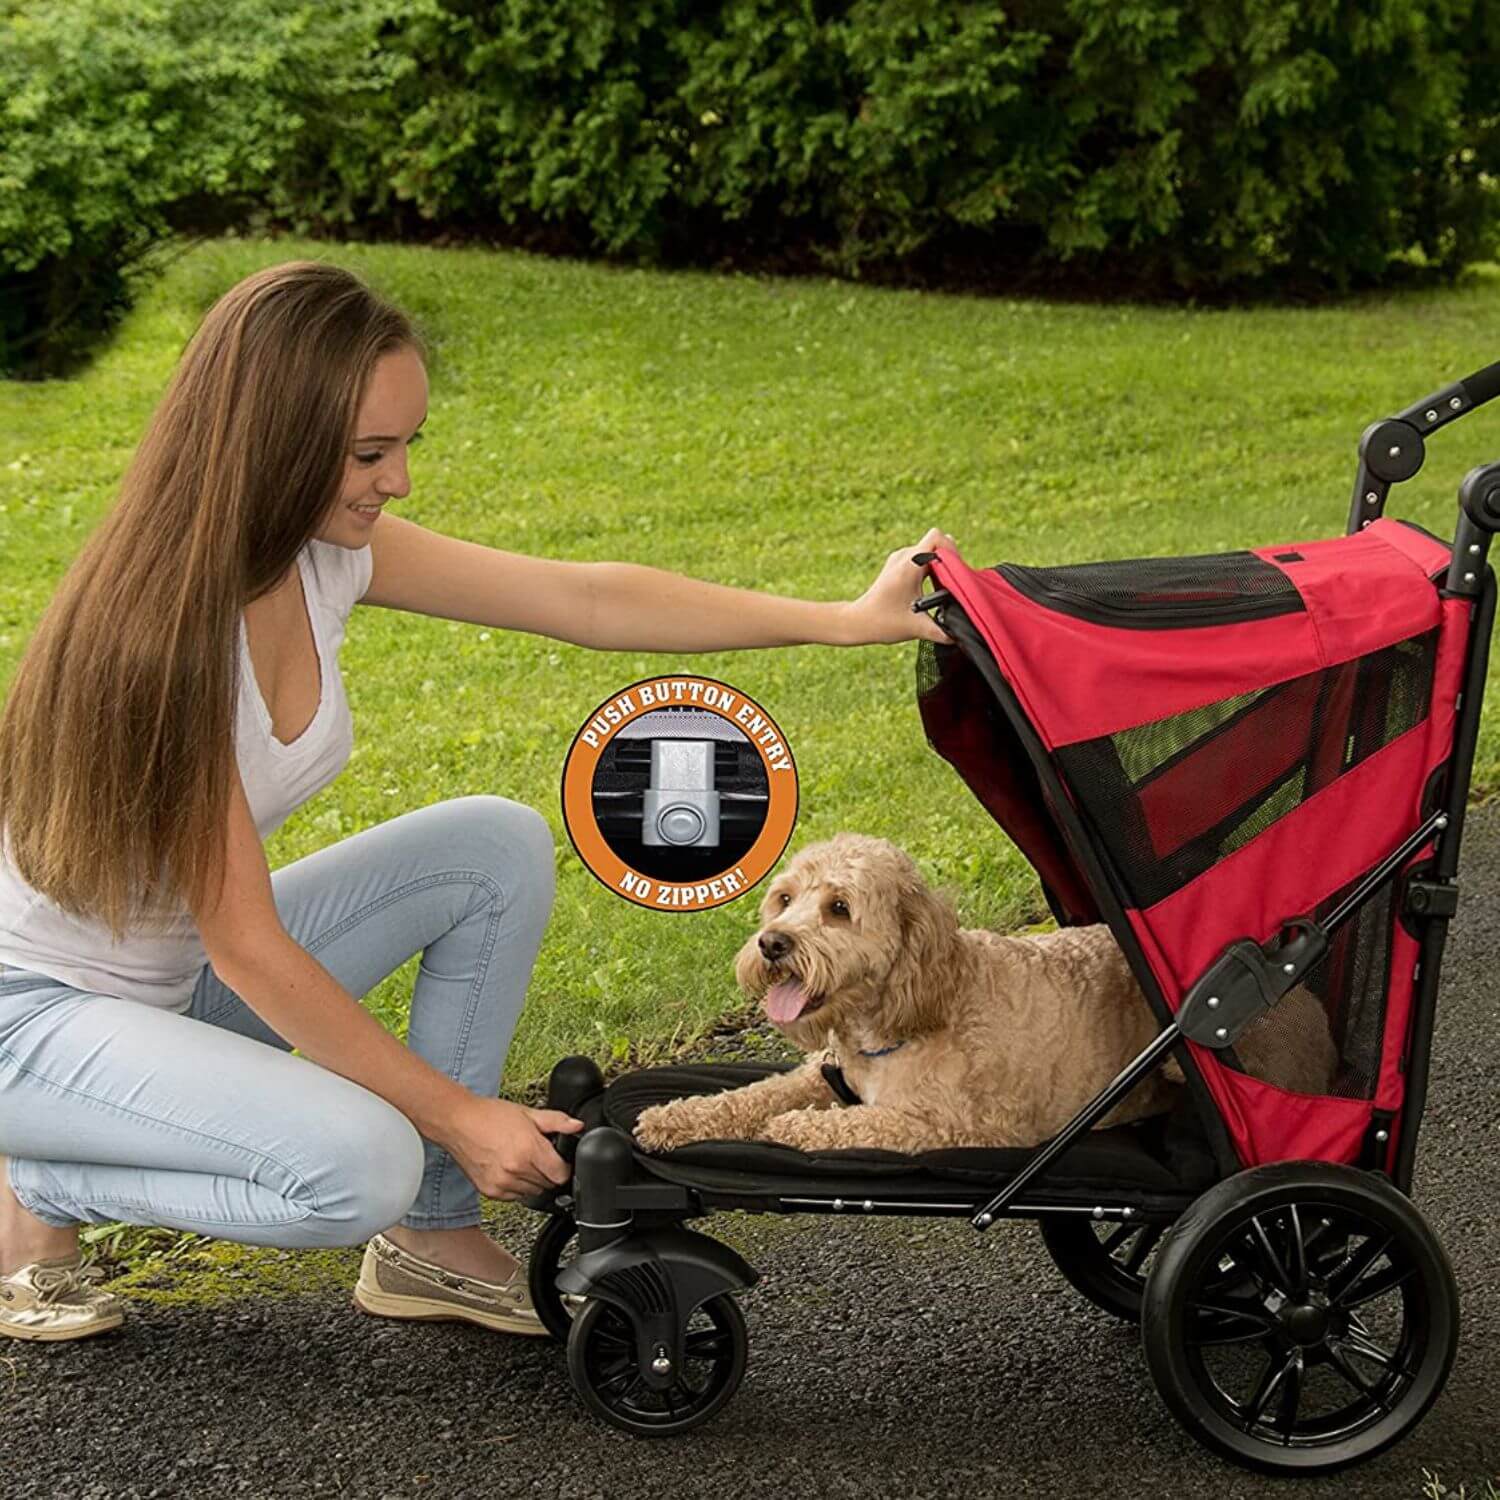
[634,834,1338,1155]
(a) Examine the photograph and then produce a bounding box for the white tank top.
[0,538,372,1011]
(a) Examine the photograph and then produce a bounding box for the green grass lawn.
[5,235,1500,1092]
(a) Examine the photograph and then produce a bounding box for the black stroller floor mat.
[588,1062,1219,1210]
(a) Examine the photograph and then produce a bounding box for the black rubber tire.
[566,1293,748,1437]
[1039,1216,1168,1323]
[528,1211,580,1344]
[1142,1162,1459,1475]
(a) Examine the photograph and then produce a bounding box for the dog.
[633,834,1339,1155]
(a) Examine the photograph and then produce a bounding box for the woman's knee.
[459,794,553,861]
[443,796,555,913]
[302,1096,425,1244]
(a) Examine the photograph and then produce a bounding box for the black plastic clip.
[1178,919,1328,1047]
[912,589,952,615]
[1403,877,1459,920]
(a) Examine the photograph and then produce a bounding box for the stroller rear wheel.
[1039,1216,1167,1322]
[1142,1163,1459,1474]
[566,1292,748,1436]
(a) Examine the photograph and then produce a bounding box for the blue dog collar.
[857,1040,908,1059]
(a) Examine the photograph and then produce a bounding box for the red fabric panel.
[1377,919,1426,1171]
[1133,600,1466,1170]
[1124,910,1247,1169]
[1138,724,1429,994]
[1425,595,1472,797]
[1129,597,1468,1171]
[1252,525,1444,668]
[1212,1071,1373,1167]
[1126,908,1181,1011]
[1377,916,1422,1112]
[1122,929,1372,1170]
[1357,517,1452,576]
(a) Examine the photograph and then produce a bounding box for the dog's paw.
[633,1101,700,1153]
[757,1110,820,1151]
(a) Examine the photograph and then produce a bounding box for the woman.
[0,261,951,1342]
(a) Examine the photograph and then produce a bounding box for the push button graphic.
[561,676,798,911]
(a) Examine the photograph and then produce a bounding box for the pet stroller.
[524,366,1500,1473]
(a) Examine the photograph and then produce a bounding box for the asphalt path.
[5,808,1499,1500]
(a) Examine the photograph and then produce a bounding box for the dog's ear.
[883,872,961,1036]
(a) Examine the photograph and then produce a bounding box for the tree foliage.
[0,0,408,377]
[274,0,1500,292]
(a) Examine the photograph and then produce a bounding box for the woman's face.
[317,343,429,548]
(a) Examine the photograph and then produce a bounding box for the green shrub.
[271,0,1500,294]
[9,0,1499,371]
[0,0,410,378]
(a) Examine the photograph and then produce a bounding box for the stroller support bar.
[971,1024,1184,1229]
[1448,461,1500,597]
[780,1196,1168,1221]
[1321,806,1450,931]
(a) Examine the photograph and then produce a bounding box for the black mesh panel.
[999,552,1301,627]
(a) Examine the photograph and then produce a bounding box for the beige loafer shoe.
[0,1254,125,1342]
[352,1232,548,1337]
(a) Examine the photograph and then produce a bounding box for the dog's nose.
[758,930,794,963]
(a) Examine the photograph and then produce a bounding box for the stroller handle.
[1456,358,1500,408]
[1348,358,1500,532]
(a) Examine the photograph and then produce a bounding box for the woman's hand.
[443,1095,584,1200]
[840,527,962,646]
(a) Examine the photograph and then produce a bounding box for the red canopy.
[920,518,1470,1169]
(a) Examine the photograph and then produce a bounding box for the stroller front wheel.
[566,1292,748,1436]
[1142,1162,1459,1475]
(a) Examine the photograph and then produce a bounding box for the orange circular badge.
[561,676,798,911]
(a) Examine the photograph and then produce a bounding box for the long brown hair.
[0,260,419,938]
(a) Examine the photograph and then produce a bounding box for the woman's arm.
[574,533,956,649]
[223,937,577,1199]
[190,771,581,1198]
[362,513,956,649]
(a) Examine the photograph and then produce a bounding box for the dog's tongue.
[764,979,811,1024]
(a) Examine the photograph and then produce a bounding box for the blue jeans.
[0,796,555,1246]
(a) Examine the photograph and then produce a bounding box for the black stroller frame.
[523,364,1500,1473]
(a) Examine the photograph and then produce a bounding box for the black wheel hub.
[1279,1294,1333,1346]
